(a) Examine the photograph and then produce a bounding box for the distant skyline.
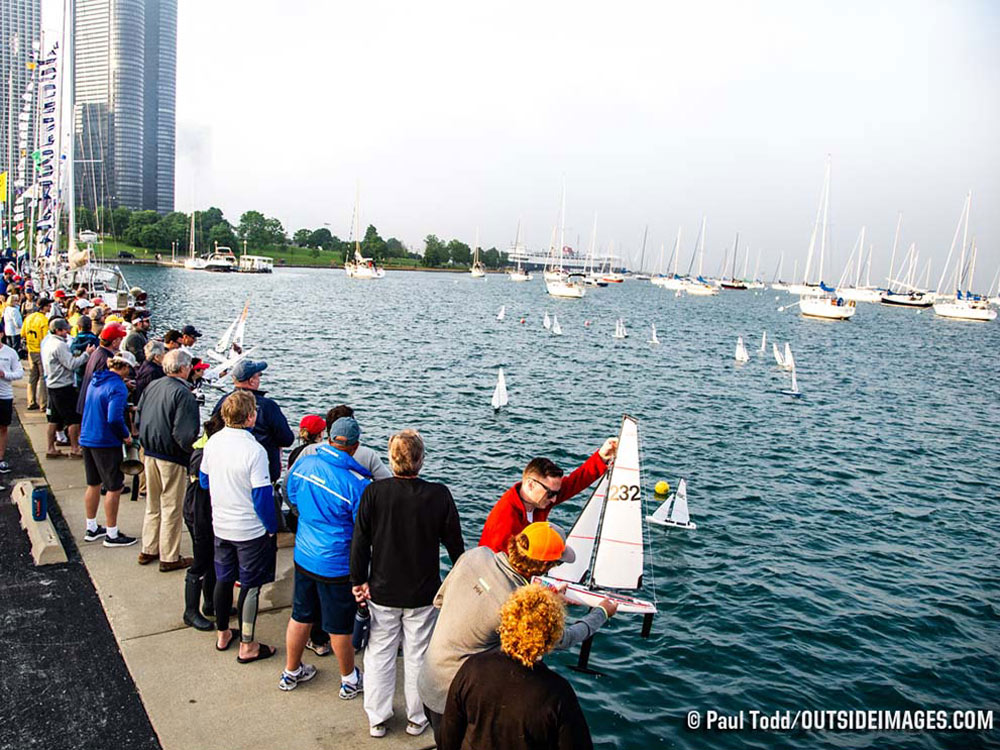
[45,0,1000,286]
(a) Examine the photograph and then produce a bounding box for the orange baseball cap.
[521,522,575,563]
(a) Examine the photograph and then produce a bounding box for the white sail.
[548,475,609,584]
[790,366,799,394]
[592,416,645,590]
[215,318,238,354]
[551,316,562,335]
[496,305,505,321]
[784,342,795,369]
[543,312,552,330]
[613,319,627,339]
[760,331,767,353]
[670,480,691,525]
[649,323,660,345]
[491,368,508,410]
[773,342,785,368]
[735,336,749,363]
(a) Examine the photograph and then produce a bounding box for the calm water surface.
[127,266,1000,749]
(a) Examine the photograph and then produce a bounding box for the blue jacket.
[79,369,130,448]
[213,388,294,482]
[287,445,372,578]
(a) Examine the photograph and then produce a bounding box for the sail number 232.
[608,484,640,502]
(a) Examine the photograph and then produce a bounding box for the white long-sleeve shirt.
[0,344,25,399]
[3,305,23,336]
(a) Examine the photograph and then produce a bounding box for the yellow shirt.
[22,311,50,353]
[69,312,82,337]
[106,314,125,325]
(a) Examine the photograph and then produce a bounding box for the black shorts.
[82,445,125,492]
[46,385,81,425]
[291,568,356,635]
[0,399,12,427]
[214,534,276,589]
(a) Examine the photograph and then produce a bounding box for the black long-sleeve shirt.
[439,650,593,750]
[350,477,464,608]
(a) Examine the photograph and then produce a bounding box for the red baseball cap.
[192,362,210,372]
[99,322,128,341]
[299,415,326,436]
[54,290,67,298]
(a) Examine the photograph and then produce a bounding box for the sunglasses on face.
[529,477,560,499]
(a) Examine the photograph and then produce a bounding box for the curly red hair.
[498,584,566,668]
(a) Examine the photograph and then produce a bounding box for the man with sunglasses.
[479,437,618,553]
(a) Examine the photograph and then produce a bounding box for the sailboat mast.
[587,214,597,275]
[887,213,902,289]
[63,0,77,255]
[935,192,970,296]
[672,227,681,276]
[730,233,738,280]
[353,182,361,257]
[818,157,830,285]
[638,224,648,274]
[855,226,866,287]
[559,180,566,273]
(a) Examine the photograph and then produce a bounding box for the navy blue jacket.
[212,388,294,482]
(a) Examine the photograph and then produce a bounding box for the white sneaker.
[369,724,387,738]
[278,663,317,691]
[406,720,429,736]
[338,667,363,700]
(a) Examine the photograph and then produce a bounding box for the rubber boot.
[183,575,213,631]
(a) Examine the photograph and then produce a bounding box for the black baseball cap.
[181,325,202,338]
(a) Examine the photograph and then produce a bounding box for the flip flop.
[237,644,276,664]
[215,628,240,652]
[68,452,84,460]
[46,451,66,459]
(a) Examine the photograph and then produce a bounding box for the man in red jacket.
[479,437,618,552]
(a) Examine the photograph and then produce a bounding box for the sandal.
[305,639,332,657]
[46,451,66,459]
[237,644,276,664]
[215,628,240,652]
[68,452,84,460]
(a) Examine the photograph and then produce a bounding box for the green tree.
[361,224,385,260]
[308,227,333,249]
[96,206,113,236]
[383,237,408,258]
[423,234,447,266]
[237,211,268,248]
[138,222,167,250]
[208,221,238,251]
[447,239,471,266]
[483,247,500,268]
[123,210,160,247]
[293,228,311,246]
[111,207,132,240]
[159,212,189,250]
[264,216,287,249]
[75,206,96,232]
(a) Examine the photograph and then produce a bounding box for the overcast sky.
[47,0,1000,285]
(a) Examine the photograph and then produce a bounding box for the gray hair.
[162,348,192,375]
[144,340,166,361]
[48,317,71,333]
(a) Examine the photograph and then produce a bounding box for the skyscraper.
[75,0,175,214]
[1,0,42,210]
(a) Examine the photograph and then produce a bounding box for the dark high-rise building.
[1,0,42,207]
[75,0,175,213]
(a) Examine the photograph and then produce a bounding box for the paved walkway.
[14,387,435,750]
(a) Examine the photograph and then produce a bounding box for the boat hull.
[646,516,697,530]
[800,296,857,319]
[932,302,998,321]
[880,292,932,308]
[509,272,533,282]
[533,576,656,615]
[546,280,586,298]
[836,287,881,303]
[684,282,718,296]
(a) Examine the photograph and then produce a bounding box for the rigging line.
[638,429,658,608]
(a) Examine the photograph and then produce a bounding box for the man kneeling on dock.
[479,437,618,552]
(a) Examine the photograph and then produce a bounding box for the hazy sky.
[47,0,1000,285]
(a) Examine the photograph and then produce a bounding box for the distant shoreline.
[117,258,508,274]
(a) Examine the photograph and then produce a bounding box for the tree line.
[74,206,509,267]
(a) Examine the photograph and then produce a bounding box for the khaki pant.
[27,351,47,409]
[141,457,187,563]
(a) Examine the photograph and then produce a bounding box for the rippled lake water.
[127,266,999,749]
